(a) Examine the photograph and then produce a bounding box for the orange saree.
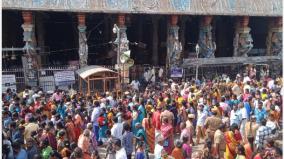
[224,131,241,159]
[142,118,155,153]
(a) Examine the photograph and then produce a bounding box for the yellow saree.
[224,131,239,159]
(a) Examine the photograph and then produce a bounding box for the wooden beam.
[88,77,118,81]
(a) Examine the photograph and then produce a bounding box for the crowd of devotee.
[2,66,283,159]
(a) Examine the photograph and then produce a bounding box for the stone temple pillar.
[22,11,38,87]
[167,15,182,70]
[233,16,253,57]
[115,14,131,83]
[198,16,216,58]
[116,14,130,65]
[77,13,88,67]
[266,17,282,56]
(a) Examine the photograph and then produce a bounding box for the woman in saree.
[97,111,108,144]
[142,111,155,153]
[224,123,243,159]
[65,115,76,142]
[74,109,84,142]
[132,105,141,135]
[160,117,174,155]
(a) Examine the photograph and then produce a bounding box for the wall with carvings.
[2,0,282,16]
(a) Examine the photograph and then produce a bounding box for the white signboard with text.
[2,75,17,92]
[54,71,75,86]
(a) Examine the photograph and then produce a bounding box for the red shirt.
[152,111,161,130]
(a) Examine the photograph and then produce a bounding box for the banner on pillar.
[170,67,183,78]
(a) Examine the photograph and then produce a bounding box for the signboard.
[39,76,55,92]
[170,67,183,78]
[54,71,75,86]
[2,75,17,92]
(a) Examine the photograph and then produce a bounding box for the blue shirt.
[254,108,267,123]
[56,105,67,119]
[15,149,28,159]
[122,131,134,155]
[3,117,12,129]
[244,102,251,119]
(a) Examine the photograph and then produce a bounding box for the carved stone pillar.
[115,14,130,64]
[198,16,216,58]
[233,16,253,57]
[266,17,282,56]
[115,14,131,83]
[152,16,159,65]
[77,13,88,67]
[22,11,38,87]
[167,15,182,70]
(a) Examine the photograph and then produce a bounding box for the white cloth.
[243,84,251,93]
[268,80,275,90]
[111,123,124,141]
[230,110,241,126]
[154,144,164,159]
[220,102,230,112]
[91,107,101,126]
[130,80,140,91]
[266,120,277,130]
[232,84,242,96]
[196,110,207,126]
[243,76,251,84]
[115,148,127,159]
[240,107,248,120]
[158,68,163,78]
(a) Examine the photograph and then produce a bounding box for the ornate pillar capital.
[118,14,126,27]
[22,11,33,24]
[170,15,179,26]
[203,16,213,26]
[21,11,38,87]
[77,13,86,26]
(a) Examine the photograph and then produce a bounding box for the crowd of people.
[2,68,283,159]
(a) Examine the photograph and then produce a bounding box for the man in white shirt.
[268,79,275,90]
[114,139,127,159]
[130,79,140,91]
[239,102,248,141]
[154,135,164,159]
[111,117,124,141]
[91,101,101,142]
[230,105,241,126]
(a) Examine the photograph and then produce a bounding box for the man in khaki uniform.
[214,124,226,159]
[186,114,195,145]
[204,109,223,141]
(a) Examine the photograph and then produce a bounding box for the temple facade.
[2,0,283,71]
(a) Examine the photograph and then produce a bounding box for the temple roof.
[2,0,282,17]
